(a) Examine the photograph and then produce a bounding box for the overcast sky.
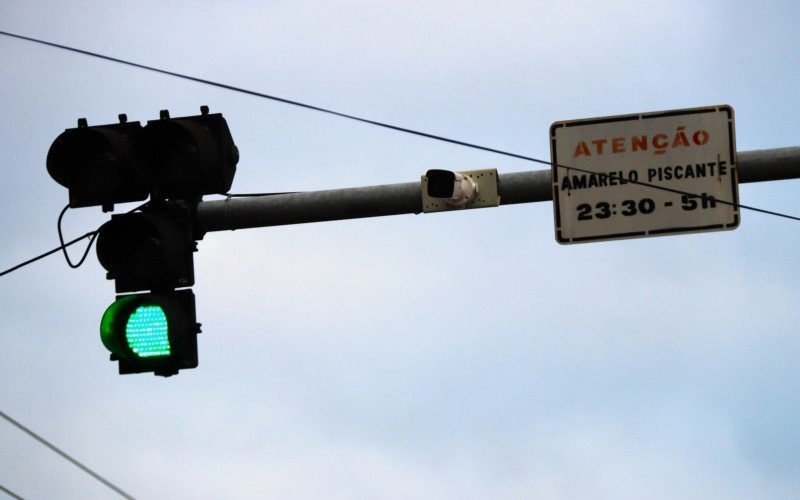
[2,1,800,498]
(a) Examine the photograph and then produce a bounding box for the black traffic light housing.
[46,115,149,210]
[136,107,239,199]
[47,106,239,209]
[96,202,196,293]
[47,106,238,377]
[100,290,199,377]
[96,201,201,377]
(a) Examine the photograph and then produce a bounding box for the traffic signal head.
[48,107,239,208]
[47,107,236,377]
[46,116,149,210]
[96,203,195,293]
[100,290,199,376]
[136,107,239,199]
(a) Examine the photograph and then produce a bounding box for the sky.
[1,1,800,498]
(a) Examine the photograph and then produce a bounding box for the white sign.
[550,105,739,244]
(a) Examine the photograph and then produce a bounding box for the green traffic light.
[100,290,198,376]
[126,305,170,357]
[100,296,173,360]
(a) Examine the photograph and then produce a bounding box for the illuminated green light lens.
[125,305,170,357]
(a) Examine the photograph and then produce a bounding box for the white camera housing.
[421,169,500,213]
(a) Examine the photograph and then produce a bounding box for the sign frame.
[550,105,739,244]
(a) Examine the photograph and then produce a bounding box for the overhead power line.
[0,231,96,278]
[0,409,134,499]
[0,29,798,278]
[0,29,557,168]
[1,200,151,279]
[0,483,23,500]
[2,29,798,219]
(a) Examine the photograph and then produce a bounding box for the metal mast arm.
[196,147,800,233]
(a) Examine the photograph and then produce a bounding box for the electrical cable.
[1,29,798,223]
[0,29,553,165]
[0,30,569,170]
[0,231,96,278]
[0,483,23,500]
[0,409,134,499]
[58,204,98,269]
[552,163,800,222]
[1,202,150,278]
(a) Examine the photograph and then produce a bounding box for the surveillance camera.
[425,169,478,207]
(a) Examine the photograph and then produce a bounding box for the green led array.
[125,305,170,357]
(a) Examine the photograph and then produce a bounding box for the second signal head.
[135,107,239,199]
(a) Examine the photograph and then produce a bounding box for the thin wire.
[0,483,23,500]
[0,409,134,499]
[557,163,800,222]
[0,232,96,278]
[58,204,98,268]
[0,30,557,166]
[0,30,526,159]
[2,30,798,223]
[1,202,150,279]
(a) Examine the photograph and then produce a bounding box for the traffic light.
[96,202,195,293]
[100,290,199,376]
[46,115,149,210]
[136,108,239,199]
[46,106,239,376]
[95,201,200,376]
[47,106,239,209]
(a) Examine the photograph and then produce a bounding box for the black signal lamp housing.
[46,116,149,210]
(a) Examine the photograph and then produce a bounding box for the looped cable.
[57,204,98,269]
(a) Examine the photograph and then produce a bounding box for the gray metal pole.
[196,146,800,233]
